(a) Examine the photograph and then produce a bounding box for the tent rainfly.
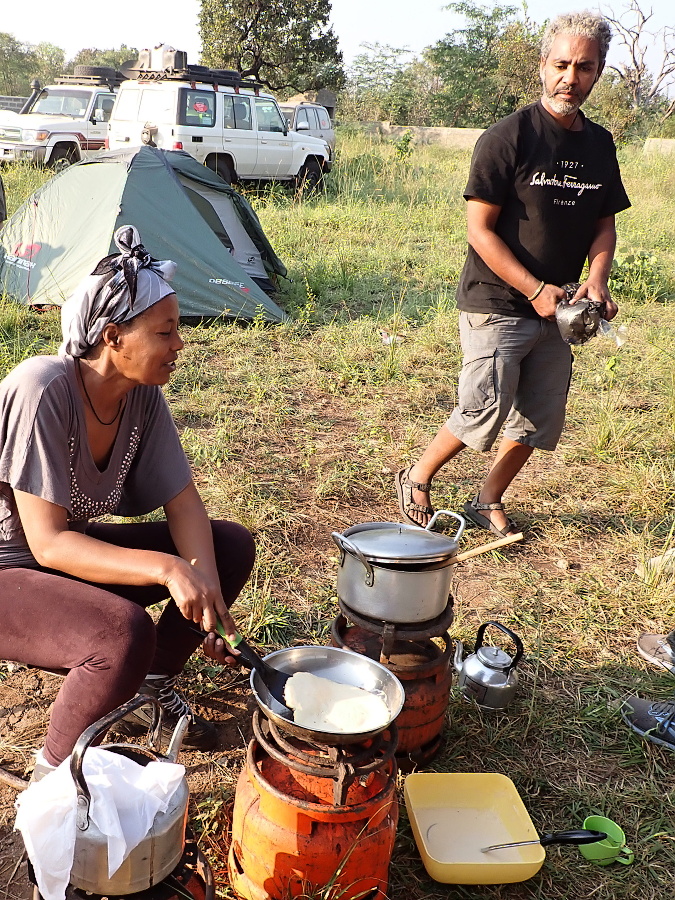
[0,145,288,322]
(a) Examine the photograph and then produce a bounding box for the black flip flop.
[463,494,519,538]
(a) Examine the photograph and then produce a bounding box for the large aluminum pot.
[69,696,190,895]
[251,645,405,746]
[332,510,465,623]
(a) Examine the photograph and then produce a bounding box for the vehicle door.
[313,106,335,154]
[253,97,294,178]
[175,88,216,163]
[221,94,257,176]
[88,92,116,152]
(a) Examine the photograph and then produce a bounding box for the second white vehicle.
[107,53,331,188]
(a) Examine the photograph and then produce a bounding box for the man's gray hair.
[541,11,612,67]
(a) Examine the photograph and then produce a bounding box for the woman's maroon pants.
[0,520,255,764]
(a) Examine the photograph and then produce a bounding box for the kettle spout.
[453,640,465,674]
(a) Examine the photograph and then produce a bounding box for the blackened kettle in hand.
[555,282,604,345]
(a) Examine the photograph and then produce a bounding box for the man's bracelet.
[527,280,545,302]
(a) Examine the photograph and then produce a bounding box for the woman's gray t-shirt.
[0,354,193,568]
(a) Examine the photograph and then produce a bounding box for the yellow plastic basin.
[404,772,546,884]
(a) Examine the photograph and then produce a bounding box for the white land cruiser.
[0,67,119,170]
[107,52,331,188]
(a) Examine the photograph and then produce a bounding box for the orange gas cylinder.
[228,735,398,900]
[331,618,453,764]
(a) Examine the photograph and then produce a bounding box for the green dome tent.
[0,146,288,322]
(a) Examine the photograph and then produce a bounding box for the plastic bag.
[15,747,185,900]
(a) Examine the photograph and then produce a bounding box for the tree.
[199,0,345,93]
[33,43,66,86]
[0,33,39,95]
[603,1,675,122]
[426,1,538,127]
[68,46,138,72]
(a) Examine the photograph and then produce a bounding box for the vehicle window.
[178,89,216,127]
[306,108,321,130]
[317,107,331,128]
[138,89,176,124]
[92,93,116,122]
[296,108,310,128]
[254,98,286,133]
[279,106,293,127]
[31,89,91,117]
[232,97,252,130]
[113,89,140,121]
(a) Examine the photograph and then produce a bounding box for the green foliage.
[426,0,536,127]
[67,45,138,72]
[198,0,345,92]
[609,251,675,303]
[393,131,413,161]
[0,32,40,95]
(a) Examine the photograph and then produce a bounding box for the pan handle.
[331,532,375,586]
[540,830,607,847]
[426,510,465,544]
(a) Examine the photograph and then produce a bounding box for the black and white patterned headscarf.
[60,226,177,358]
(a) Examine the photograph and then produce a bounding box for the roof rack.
[127,66,264,93]
[54,74,125,89]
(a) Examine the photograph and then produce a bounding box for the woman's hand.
[201,631,240,668]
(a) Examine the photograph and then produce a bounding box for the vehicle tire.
[206,155,236,185]
[296,159,324,195]
[49,146,78,172]
[73,65,116,79]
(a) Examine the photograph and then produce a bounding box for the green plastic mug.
[579,816,634,866]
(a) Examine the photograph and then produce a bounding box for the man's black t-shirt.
[456,101,631,318]
[0,173,6,226]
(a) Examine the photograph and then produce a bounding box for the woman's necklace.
[76,358,123,427]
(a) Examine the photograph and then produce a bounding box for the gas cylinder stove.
[29,837,214,900]
[228,709,399,900]
[332,595,454,770]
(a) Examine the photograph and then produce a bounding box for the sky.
[2,0,672,73]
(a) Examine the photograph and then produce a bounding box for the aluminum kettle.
[454,621,524,710]
[69,695,190,894]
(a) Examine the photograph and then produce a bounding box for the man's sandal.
[395,466,434,527]
[463,493,519,538]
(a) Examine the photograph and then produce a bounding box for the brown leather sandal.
[463,493,519,538]
[395,466,434,527]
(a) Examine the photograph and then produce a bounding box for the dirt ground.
[0,450,604,900]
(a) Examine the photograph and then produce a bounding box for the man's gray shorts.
[447,311,573,452]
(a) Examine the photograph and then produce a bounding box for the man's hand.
[573,280,618,321]
[531,284,566,321]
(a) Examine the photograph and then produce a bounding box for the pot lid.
[341,522,458,564]
[476,646,512,670]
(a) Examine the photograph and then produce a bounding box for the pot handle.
[426,510,465,544]
[540,830,607,847]
[70,695,165,832]
[475,621,524,672]
[331,531,375,586]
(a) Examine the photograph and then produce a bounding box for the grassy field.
[2,133,675,900]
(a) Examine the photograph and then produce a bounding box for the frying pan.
[250,646,405,745]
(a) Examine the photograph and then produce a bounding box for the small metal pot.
[69,696,190,894]
[332,511,465,623]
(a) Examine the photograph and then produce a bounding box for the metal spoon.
[188,622,292,708]
[481,829,607,852]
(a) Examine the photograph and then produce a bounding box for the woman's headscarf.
[59,225,177,358]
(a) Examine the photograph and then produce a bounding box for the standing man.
[396,10,630,536]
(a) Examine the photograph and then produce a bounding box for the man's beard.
[541,77,594,115]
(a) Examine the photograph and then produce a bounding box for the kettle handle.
[475,621,524,672]
[426,510,465,544]
[70,695,183,832]
[331,531,375,586]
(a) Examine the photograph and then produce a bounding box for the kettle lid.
[476,646,512,669]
